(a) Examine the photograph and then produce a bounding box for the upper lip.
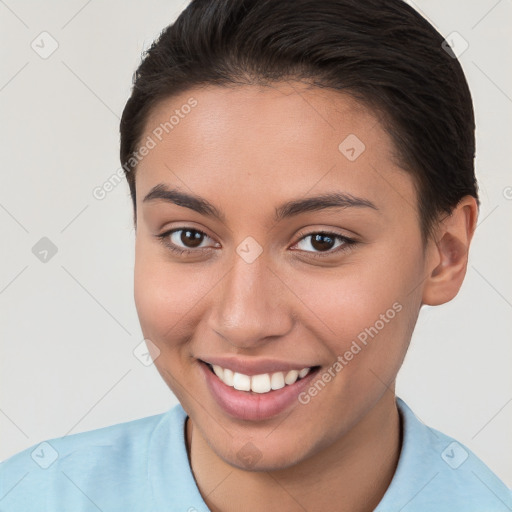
[199,356,318,376]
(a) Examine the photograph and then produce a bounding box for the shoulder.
[0,406,183,511]
[376,397,512,512]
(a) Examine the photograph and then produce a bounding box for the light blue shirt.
[1,397,511,511]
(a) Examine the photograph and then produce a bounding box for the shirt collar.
[148,404,210,511]
[374,396,442,510]
[147,396,487,511]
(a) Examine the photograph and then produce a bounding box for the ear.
[422,196,479,306]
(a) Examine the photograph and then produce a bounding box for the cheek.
[301,255,413,336]
[133,239,190,348]
[133,238,220,352]
[305,276,409,373]
[292,243,422,374]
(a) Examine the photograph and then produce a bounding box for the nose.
[207,250,294,350]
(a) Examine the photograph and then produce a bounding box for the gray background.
[1,0,511,486]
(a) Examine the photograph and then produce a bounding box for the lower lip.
[199,361,320,421]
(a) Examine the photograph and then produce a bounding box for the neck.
[186,392,401,512]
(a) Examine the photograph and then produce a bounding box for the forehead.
[136,82,417,224]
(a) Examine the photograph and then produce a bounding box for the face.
[133,82,428,471]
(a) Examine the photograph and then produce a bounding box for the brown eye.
[292,231,357,258]
[178,229,205,248]
[309,233,336,252]
[156,227,219,256]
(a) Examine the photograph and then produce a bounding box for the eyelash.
[156,227,357,259]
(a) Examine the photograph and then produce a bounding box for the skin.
[132,81,478,512]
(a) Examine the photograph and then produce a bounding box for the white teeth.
[223,368,234,386]
[233,372,251,391]
[212,365,224,379]
[284,370,299,385]
[251,374,272,393]
[270,372,285,390]
[209,364,312,394]
[298,367,310,378]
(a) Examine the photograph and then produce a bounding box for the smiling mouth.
[201,360,321,394]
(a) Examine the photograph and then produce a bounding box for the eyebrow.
[143,183,378,223]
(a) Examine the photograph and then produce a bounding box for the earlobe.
[422,196,479,306]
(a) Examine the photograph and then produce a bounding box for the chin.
[220,442,311,473]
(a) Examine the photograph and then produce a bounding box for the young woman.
[1,0,511,510]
